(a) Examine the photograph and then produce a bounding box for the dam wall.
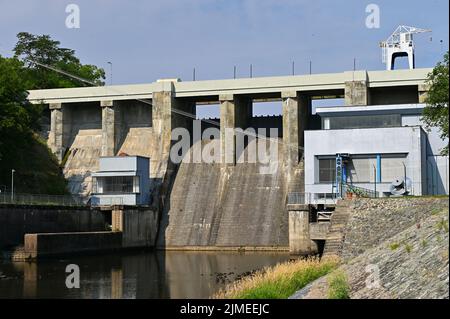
[157,138,302,248]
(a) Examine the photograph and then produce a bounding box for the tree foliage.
[423,52,449,155]
[1,33,106,193]
[14,32,105,89]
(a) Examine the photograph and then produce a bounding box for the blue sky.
[0,0,448,116]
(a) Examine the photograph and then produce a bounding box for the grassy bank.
[214,257,339,299]
[0,134,67,194]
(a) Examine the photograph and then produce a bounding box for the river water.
[0,250,291,299]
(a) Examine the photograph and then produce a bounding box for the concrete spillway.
[63,129,102,196]
[157,139,293,248]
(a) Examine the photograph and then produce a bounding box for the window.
[98,176,136,194]
[318,158,336,183]
[328,114,401,130]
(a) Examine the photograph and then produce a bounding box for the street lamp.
[11,169,15,202]
[107,62,112,85]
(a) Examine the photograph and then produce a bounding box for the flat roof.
[316,103,425,116]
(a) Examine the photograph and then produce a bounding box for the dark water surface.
[0,250,290,299]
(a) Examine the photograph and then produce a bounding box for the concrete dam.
[158,138,302,248]
[28,68,432,251]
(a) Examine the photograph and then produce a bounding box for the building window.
[96,176,137,194]
[318,158,336,183]
[327,114,401,130]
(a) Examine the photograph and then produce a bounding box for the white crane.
[380,25,431,70]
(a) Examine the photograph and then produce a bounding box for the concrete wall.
[0,205,107,249]
[304,126,426,197]
[157,138,289,248]
[112,208,159,248]
[24,232,122,259]
[288,209,318,255]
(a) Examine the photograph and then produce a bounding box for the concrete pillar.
[282,92,309,172]
[219,94,252,165]
[152,82,177,159]
[344,71,370,106]
[418,84,430,103]
[288,208,318,255]
[49,103,66,162]
[101,100,121,157]
[111,269,123,299]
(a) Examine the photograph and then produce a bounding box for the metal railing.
[287,192,338,205]
[90,196,124,207]
[343,183,379,198]
[0,193,86,206]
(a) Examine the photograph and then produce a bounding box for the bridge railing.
[0,193,86,207]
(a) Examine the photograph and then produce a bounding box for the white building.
[304,103,449,203]
[91,156,150,206]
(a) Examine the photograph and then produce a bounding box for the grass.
[0,134,68,195]
[389,242,400,250]
[404,244,413,253]
[327,271,350,299]
[436,218,449,232]
[213,257,339,299]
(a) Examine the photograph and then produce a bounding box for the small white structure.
[91,156,150,206]
[381,25,431,70]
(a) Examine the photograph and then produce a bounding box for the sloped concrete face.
[60,102,102,197]
[157,138,289,248]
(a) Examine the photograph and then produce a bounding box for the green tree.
[0,55,33,162]
[0,55,68,194]
[14,32,105,89]
[422,52,449,155]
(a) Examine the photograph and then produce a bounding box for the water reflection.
[0,250,290,299]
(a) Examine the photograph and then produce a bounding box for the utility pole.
[250,64,253,78]
[233,66,236,79]
[292,61,295,76]
[11,169,15,202]
[309,61,312,75]
[193,67,196,81]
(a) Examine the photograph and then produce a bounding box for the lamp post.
[11,169,15,202]
[107,62,112,85]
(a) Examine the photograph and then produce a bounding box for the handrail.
[343,183,378,198]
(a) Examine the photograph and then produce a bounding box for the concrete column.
[288,209,318,255]
[344,71,370,106]
[219,94,252,165]
[101,100,121,157]
[282,92,300,170]
[49,103,65,162]
[418,84,430,103]
[152,83,177,173]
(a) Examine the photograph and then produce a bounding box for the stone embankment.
[292,197,449,299]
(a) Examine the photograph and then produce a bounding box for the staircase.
[322,200,352,257]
